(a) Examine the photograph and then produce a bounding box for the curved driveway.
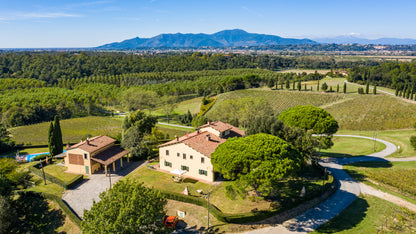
[246,135,397,234]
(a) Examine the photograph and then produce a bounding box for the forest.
[0,51,413,128]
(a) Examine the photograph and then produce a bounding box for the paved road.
[62,160,145,218]
[246,135,398,234]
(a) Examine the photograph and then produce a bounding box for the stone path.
[62,160,145,218]
[245,134,400,234]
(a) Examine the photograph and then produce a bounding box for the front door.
[85,166,89,174]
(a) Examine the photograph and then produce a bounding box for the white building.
[158,121,244,182]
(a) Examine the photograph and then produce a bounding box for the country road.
[245,134,401,234]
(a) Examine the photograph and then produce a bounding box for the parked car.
[163,215,179,229]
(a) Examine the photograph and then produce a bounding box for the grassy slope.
[10,116,123,145]
[321,136,385,158]
[208,88,346,115]
[313,195,416,233]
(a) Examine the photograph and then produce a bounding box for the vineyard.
[344,161,416,201]
[209,89,347,115]
[325,94,416,130]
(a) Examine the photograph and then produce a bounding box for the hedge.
[41,193,82,227]
[29,161,83,189]
[197,97,217,116]
[158,173,336,224]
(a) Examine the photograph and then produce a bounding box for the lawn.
[344,161,416,204]
[43,160,81,183]
[337,129,416,158]
[152,96,202,124]
[125,164,332,215]
[321,136,385,158]
[313,195,416,233]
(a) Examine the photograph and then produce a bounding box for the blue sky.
[0,0,415,48]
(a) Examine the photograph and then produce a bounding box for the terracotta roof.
[67,135,116,153]
[91,145,129,166]
[199,121,232,133]
[158,121,244,157]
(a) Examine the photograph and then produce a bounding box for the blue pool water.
[1,150,67,162]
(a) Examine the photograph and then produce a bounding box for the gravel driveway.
[62,160,145,218]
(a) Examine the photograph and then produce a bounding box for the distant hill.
[97,29,317,49]
[314,35,416,45]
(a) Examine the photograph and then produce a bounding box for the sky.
[0,0,415,48]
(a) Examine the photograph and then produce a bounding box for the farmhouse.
[158,121,244,182]
[64,135,130,175]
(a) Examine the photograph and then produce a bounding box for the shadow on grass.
[175,220,225,234]
[14,191,65,233]
[320,152,357,158]
[314,197,369,233]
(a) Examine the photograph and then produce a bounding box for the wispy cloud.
[0,12,82,21]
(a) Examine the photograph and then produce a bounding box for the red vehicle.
[163,215,179,229]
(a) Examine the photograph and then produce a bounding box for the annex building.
[64,135,130,175]
[158,121,244,182]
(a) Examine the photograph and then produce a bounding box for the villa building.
[64,135,130,176]
[158,121,244,182]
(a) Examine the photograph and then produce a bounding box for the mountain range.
[97,29,416,49]
[314,35,416,45]
[97,29,317,49]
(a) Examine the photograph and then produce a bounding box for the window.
[181,165,189,172]
[183,153,186,159]
[83,153,88,160]
[164,161,172,167]
[166,150,169,156]
[177,153,180,157]
[199,169,207,176]
[190,155,193,160]
[201,157,205,164]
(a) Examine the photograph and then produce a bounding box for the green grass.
[344,161,416,203]
[277,69,331,74]
[321,136,385,158]
[10,116,123,145]
[337,129,416,158]
[125,164,331,214]
[42,160,81,183]
[152,96,202,124]
[156,125,190,139]
[325,94,416,130]
[313,195,416,233]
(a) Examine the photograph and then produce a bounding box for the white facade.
[159,142,214,182]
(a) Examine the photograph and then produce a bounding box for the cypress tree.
[407,89,411,99]
[373,85,377,95]
[317,80,320,91]
[292,80,296,90]
[48,122,55,156]
[285,80,290,89]
[297,81,301,91]
[343,83,347,93]
[337,84,339,93]
[304,83,307,91]
[365,82,369,94]
[395,87,399,96]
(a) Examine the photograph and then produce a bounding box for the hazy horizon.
[1,0,415,48]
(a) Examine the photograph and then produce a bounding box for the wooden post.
[105,165,108,176]
[120,158,123,167]
[113,161,116,172]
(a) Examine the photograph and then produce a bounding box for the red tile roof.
[91,145,129,166]
[67,135,116,153]
[158,121,244,157]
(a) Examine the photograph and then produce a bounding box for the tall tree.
[321,82,328,91]
[278,105,338,149]
[343,83,347,93]
[0,124,14,153]
[211,133,302,196]
[373,84,377,95]
[81,180,167,234]
[47,122,55,156]
[53,116,63,155]
[297,81,302,91]
[365,82,369,94]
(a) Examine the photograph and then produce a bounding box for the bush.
[31,153,50,161]
[410,136,416,150]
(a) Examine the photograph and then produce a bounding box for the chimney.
[206,134,211,141]
[208,121,211,125]
[175,135,179,141]
[86,139,90,145]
